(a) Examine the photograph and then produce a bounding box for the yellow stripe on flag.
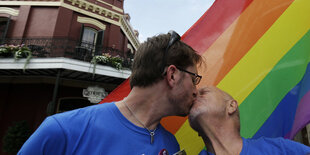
[175,0,310,154]
[175,120,205,154]
[217,0,310,104]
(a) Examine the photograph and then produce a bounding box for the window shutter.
[95,30,104,55]
[79,24,84,46]
[1,16,11,44]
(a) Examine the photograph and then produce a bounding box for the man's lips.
[190,98,198,109]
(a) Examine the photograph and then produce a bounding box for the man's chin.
[188,114,200,131]
[188,111,196,121]
[188,108,201,122]
[177,104,193,117]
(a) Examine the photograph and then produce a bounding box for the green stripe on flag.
[240,30,310,138]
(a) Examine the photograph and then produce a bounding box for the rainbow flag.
[101,0,310,153]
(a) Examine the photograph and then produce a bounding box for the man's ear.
[166,65,178,87]
[227,100,238,115]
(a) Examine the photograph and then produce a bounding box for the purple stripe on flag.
[289,90,310,139]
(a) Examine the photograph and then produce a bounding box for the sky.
[123,0,215,42]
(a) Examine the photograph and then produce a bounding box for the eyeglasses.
[162,30,202,85]
[176,66,202,85]
[162,30,181,73]
[166,30,181,52]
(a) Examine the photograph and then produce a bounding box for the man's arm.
[18,117,67,155]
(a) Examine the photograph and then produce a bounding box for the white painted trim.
[120,16,140,50]
[77,16,106,30]
[0,7,19,16]
[0,1,62,6]
[0,57,131,79]
[127,44,133,53]
[66,0,122,19]
[96,0,123,13]
[0,1,121,26]
[61,2,121,26]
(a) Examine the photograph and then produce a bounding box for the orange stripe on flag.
[199,0,294,87]
[162,0,293,135]
[162,0,254,135]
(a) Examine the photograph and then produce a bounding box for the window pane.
[82,27,97,44]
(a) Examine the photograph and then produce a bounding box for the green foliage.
[109,56,122,64]
[0,47,9,55]
[91,53,124,77]
[0,44,32,72]
[0,45,16,57]
[92,54,109,64]
[14,46,32,60]
[2,121,31,154]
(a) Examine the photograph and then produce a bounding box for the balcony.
[0,37,133,69]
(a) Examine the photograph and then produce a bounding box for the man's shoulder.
[246,136,303,145]
[53,102,115,119]
[50,102,116,127]
[242,136,310,154]
[245,136,282,143]
[244,136,290,147]
[18,102,118,154]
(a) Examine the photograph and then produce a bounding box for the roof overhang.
[0,57,131,79]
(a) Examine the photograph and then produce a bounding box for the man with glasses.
[19,31,202,154]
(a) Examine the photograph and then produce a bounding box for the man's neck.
[115,83,170,130]
[199,118,243,155]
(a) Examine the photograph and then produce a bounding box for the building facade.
[0,0,139,154]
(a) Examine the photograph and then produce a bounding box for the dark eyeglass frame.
[162,30,202,85]
[175,66,202,85]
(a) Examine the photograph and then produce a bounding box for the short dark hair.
[130,33,202,88]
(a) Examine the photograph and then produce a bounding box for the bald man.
[189,86,310,155]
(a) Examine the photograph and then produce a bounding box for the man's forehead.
[218,88,233,100]
[206,86,233,100]
[183,66,198,76]
[187,65,198,71]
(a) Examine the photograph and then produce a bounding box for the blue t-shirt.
[199,137,310,155]
[18,102,180,155]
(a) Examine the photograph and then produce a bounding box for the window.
[80,27,97,51]
[77,25,104,60]
[0,17,10,44]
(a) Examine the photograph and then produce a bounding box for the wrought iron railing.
[0,37,133,68]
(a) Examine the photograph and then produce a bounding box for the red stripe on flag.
[163,0,294,134]
[182,0,253,54]
[199,0,294,86]
[99,79,131,103]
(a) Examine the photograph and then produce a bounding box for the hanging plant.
[91,53,123,77]
[0,47,11,57]
[0,44,16,57]
[14,45,32,72]
[109,55,123,69]
[0,44,32,72]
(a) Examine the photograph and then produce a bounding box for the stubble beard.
[168,78,192,117]
[188,106,202,127]
[168,94,188,116]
